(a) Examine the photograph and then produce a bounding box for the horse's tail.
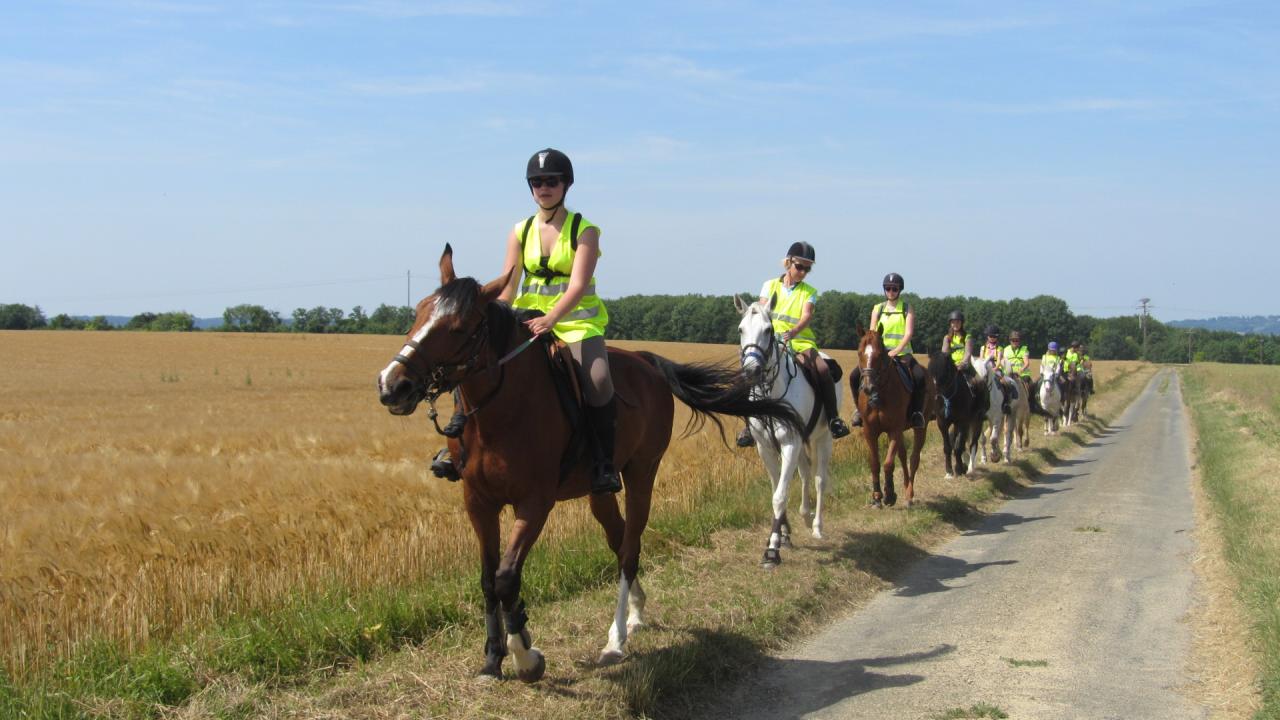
[635,351,804,442]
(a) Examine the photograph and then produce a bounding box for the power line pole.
[1138,297,1151,359]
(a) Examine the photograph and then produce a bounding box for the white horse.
[735,295,841,568]
[971,359,1005,464]
[995,361,1031,461]
[1039,365,1063,435]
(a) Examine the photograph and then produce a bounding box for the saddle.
[795,354,844,438]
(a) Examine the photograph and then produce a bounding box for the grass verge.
[1183,365,1280,720]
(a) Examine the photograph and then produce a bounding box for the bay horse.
[1062,369,1083,427]
[377,246,802,682]
[853,327,935,507]
[927,351,986,478]
[735,295,842,567]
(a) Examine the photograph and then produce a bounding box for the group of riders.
[430,148,1094,493]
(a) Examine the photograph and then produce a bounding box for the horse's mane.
[436,276,523,355]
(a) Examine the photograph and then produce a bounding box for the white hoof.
[597,649,625,666]
[944,472,955,479]
[516,649,545,683]
[811,526,823,540]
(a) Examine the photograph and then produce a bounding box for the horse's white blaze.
[378,300,452,392]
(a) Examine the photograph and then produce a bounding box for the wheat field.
[0,330,1135,681]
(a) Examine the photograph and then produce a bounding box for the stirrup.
[429,449,460,482]
[829,417,851,439]
[591,463,622,495]
[909,411,926,429]
[736,427,756,448]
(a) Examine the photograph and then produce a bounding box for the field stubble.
[1,330,1143,705]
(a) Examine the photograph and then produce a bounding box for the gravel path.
[718,368,1206,720]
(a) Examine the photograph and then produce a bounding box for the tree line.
[3,297,1279,365]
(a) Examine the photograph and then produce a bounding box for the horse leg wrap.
[504,600,529,637]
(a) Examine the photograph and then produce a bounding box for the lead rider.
[432,148,621,495]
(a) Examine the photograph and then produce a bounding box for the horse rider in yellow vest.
[980,325,1021,414]
[1042,341,1063,374]
[942,310,974,375]
[1077,342,1094,395]
[1064,341,1082,374]
[1003,329,1033,392]
[431,148,621,495]
[849,272,928,429]
[736,242,850,447]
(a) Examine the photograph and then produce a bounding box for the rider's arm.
[960,336,973,367]
[498,227,523,304]
[868,305,881,336]
[890,306,915,357]
[785,300,815,341]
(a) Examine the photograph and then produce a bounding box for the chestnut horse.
[377,246,802,682]
[853,327,935,507]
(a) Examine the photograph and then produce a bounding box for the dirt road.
[719,369,1208,720]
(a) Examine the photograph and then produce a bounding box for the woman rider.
[980,324,1019,413]
[1003,329,1033,390]
[432,148,621,495]
[849,272,927,429]
[942,310,974,374]
[736,242,850,446]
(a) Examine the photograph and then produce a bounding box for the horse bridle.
[739,319,798,397]
[388,309,537,434]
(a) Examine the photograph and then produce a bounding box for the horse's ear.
[855,324,866,337]
[440,244,457,285]
[733,294,748,314]
[480,266,513,305]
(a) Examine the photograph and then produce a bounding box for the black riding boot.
[848,366,863,427]
[585,398,623,495]
[820,372,850,439]
[908,366,926,428]
[429,448,461,481]
[441,389,467,438]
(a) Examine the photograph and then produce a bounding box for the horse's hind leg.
[469,502,506,680]
[809,434,832,538]
[905,428,925,506]
[763,439,802,566]
[594,458,659,664]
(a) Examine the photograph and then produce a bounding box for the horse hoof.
[597,649,625,667]
[761,547,782,568]
[517,650,546,683]
[811,527,823,540]
[780,534,793,549]
[869,500,882,509]
[944,473,955,480]
[884,494,897,507]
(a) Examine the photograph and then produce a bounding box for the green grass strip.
[1183,369,1280,719]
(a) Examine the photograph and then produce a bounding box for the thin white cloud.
[347,76,489,95]
[627,54,737,84]
[954,97,1164,114]
[326,0,528,18]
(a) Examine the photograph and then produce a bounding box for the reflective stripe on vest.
[949,334,967,365]
[1004,345,1029,373]
[876,301,912,353]
[510,211,608,343]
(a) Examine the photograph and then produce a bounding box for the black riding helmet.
[948,310,965,323]
[984,324,1000,337]
[883,272,904,291]
[526,148,574,187]
[786,241,816,263]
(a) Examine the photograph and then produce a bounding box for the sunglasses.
[883,286,901,293]
[791,264,812,273]
[529,176,562,189]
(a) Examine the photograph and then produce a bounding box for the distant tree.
[125,312,158,330]
[85,315,114,331]
[291,306,345,333]
[0,303,47,329]
[49,314,86,330]
[150,312,196,332]
[367,304,414,334]
[222,304,283,332]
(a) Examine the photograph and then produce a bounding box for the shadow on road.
[824,531,1017,597]
[694,641,954,720]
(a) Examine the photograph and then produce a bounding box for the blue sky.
[3,1,1277,322]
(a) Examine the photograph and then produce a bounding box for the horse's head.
[377,244,512,415]
[855,325,887,371]
[735,293,777,377]
[927,351,955,384]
